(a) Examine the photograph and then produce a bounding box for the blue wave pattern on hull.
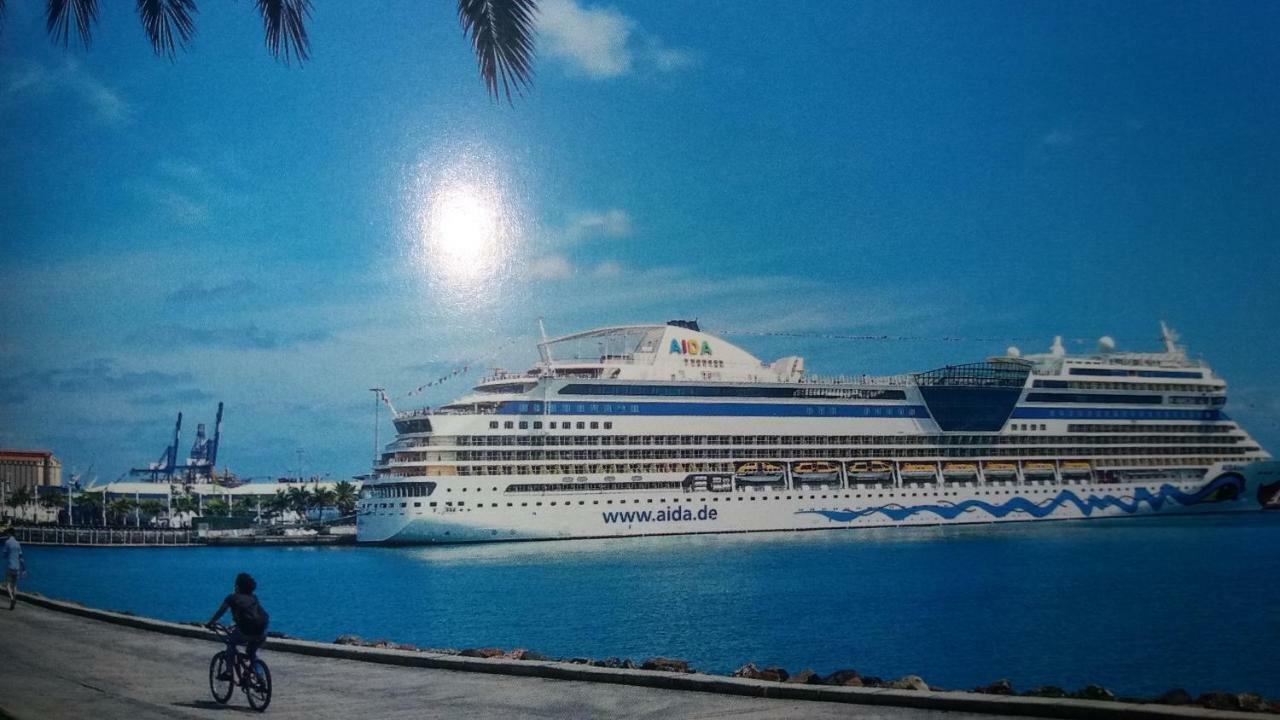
[798,474,1246,524]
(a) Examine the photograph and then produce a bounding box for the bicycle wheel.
[208,651,234,704]
[244,658,272,712]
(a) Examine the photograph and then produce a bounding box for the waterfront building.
[0,449,62,493]
[358,321,1279,544]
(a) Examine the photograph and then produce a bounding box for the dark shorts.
[5,569,17,584]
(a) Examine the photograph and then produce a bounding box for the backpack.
[240,596,270,635]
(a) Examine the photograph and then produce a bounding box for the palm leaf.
[255,0,311,64]
[457,0,538,101]
[137,0,198,59]
[46,0,99,47]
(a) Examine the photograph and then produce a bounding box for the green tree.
[333,480,359,516]
[203,497,229,517]
[107,497,136,525]
[40,488,68,522]
[286,485,311,521]
[73,492,101,525]
[1,0,538,100]
[311,486,337,515]
[138,499,166,523]
[4,487,32,521]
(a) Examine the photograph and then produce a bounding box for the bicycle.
[208,623,273,711]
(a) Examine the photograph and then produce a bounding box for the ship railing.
[800,373,915,387]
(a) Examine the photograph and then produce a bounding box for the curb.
[16,591,1271,720]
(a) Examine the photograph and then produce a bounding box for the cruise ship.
[357,321,1280,544]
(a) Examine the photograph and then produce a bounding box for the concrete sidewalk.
[0,600,987,720]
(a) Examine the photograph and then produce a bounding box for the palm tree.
[333,480,359,517]
[0,0,538,100]
[310,486,337,520]
[107,497,136,526]
[286,485,311,522]
[203,497,229,517]
[40,488,67,522]
[3,487,32,522]
[172,493,199,527]
[138,499,166,524]
[73,492,101,525]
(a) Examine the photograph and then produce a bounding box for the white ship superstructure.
[357,321,1279,544]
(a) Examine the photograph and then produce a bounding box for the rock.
[620,659,637,670]
[1196,692,1242,711]
[642,657,692,673]
[567,657,593,665]
[732,663,761,678]
[1237,693,1268,712]
[1073,684,1115,701]
[369,639,396,649]
[518,650,553,662]
[973,678,1014,695]
[888,675,930,692]
[821,669,863,687]
[266,631,289,639]
[1023,686,1068,698]
[592,657,627,668]
[786,668,819,684]
[458,647,505,658]
[395,643,420,652]
[860,676,886,688]
[1155,688,1192,705]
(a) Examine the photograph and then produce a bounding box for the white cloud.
[538,0,696,79]
[529,255,575,280]
[569,208,631,238]
[2,59,131,125]
[592,261,623,278]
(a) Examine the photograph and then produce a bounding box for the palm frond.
[255,0,311,65]
[457,0,538,102]
[136,0,198,60]
[46,0,99,48]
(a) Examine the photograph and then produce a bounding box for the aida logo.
[670,338,713,355]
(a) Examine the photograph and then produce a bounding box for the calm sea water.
[21,513,1280,697]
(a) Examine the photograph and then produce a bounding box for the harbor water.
[21,513,1280,698]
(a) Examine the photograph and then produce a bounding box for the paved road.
[0,601,996,720]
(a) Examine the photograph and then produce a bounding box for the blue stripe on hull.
[797,473,1246,524]
[497,401,931,418]
[1011,407,1222,421]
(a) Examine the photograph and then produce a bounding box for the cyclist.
[206,572,270,682]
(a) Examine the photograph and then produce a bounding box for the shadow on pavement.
[172,699,257,713]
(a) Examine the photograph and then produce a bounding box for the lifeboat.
[1061,461,1092,476]
[942,462,978,478]
[899,462,937,478]
[793,461,840,484]
[735,461,785,484]
[983,462,1017,476]
[1023,461,1056,476]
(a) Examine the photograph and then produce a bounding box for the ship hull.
[357,460,1280,545]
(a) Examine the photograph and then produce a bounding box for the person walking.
[3,526,24,610]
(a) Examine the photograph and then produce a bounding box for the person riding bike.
[206,572,270,682]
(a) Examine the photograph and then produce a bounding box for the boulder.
[334,634,364,646]
[369,639,396,649]
[1023,686,1069,698]
[860,676,886,688]
[621,659,637,670]
[786,668,819,684]
[821,669,863,687]
[266,631,289,639]
[518,650,554,662]
[888,675,930,692]
[567,657,593,665]
[642,657,692,673]
[1195,692,1269,712]
[1237,693,1268,712]
[592,657,628,669]
[973,678,1014,695]
[1154,688,1192,705]
[755,668,788,682]
[395,643,420,652]
[458,647,505,658]
[1072,684,1115,701]
[732,663,761,679]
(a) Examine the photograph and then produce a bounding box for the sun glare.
[426,183,500,278]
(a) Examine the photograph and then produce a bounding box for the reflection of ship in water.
[130,402,240,485]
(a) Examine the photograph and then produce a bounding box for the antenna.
[370,387,385,473]
[168,413,183,481]
[209,402,223,470]
[537,317,553,364]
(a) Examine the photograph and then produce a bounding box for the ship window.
[533,422,543,429]
[604,422,613,429]
[576,422,585,429]
[457,501,464,506]
[413,502,421,507]
[429,502,437,507]
[504,421,514,429]
[519,421,528,429]
[590,422,599,429]
[489,421,498,429]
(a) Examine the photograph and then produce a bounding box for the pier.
[0,597,993,720]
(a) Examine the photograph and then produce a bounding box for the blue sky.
[2,1,1278,481]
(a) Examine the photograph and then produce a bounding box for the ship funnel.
[1050,336,1066,357]
[1098,336,1116,352]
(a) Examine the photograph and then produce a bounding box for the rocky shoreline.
[319,633,1279,714]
